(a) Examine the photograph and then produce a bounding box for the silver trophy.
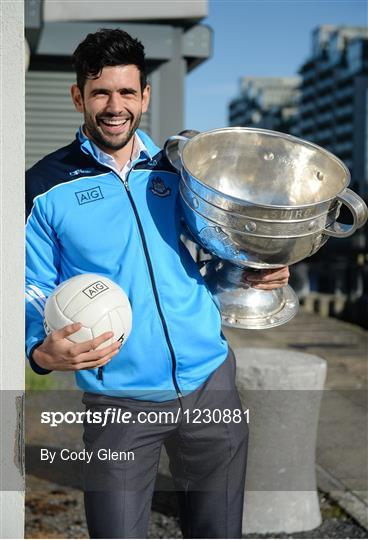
[165,127,368,329]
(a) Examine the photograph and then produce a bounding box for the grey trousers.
[82,348,248,538]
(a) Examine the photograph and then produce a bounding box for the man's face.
[71,65,150,153]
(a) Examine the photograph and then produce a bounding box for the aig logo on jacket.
[149,177,171,198]
[75,186,104,205]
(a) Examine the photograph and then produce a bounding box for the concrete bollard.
[235,347,327,535]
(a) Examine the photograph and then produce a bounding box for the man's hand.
[242,266,290,290]
[32,322,121,372]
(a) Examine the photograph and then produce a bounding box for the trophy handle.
[323,188,368,238]
[164,130,200,171]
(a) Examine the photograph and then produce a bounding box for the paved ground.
[25,475,367,539]
[223,311,368,529]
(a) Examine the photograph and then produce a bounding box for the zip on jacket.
[25,129,228,401]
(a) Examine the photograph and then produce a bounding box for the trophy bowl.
[165,128,368,329]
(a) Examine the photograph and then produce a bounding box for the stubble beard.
[84,110,142,152]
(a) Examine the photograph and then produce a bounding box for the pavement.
[223,310,368,530]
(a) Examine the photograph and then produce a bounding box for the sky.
[185,0,367,131]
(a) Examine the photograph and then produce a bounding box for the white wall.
[0,0,25,537]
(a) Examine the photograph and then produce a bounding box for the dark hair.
[72,28,147,93]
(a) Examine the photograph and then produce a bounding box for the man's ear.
[142,84,151,114]
[71,84,84,113]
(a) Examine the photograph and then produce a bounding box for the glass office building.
[297,26,368,197]
[228,76,300,134]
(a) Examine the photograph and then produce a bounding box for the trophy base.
[218,285,299,329]
[204,261,299,330]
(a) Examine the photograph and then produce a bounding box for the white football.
[44,274,132,349]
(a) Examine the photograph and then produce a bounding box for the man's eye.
[121,90,136,97]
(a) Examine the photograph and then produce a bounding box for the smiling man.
[71,63,150,168]
[25,29,289,539]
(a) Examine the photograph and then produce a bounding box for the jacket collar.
[77,127,160,164]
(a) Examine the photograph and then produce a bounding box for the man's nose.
[106,93,124,113]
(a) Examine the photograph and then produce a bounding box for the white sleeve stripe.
[26,288,46,305]
[26,293,45,316]
[29,285,47,299]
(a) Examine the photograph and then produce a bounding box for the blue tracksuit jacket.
[25,129,228,401]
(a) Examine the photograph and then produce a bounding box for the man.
[26,29,289,538]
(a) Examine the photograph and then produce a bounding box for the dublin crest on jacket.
[149,176,171,197]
